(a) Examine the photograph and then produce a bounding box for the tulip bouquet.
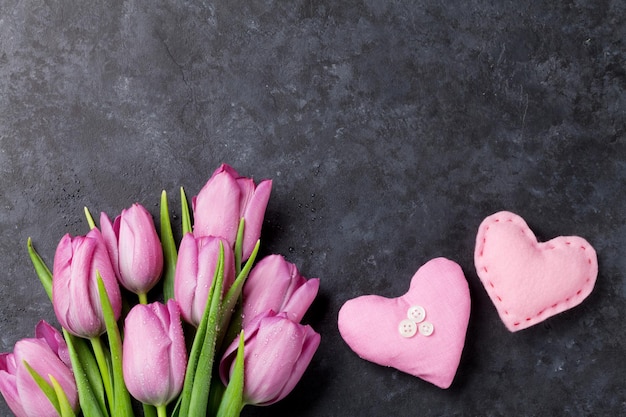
[0,164,321,417]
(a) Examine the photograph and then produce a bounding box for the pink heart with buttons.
[474,211,598,332]
[338,257,471,389]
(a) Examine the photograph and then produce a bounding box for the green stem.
[157,405,168,417]
[138,292,148,305]
[142,403,157,417]
[90,337,114,412]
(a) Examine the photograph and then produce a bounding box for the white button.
[419,321,434,336]
[398,319,417,338]
[407,305,426,323]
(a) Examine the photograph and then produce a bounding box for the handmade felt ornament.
[474,211,598,332]
[337,257,470,389]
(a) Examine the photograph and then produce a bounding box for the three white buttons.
[398,305,434,338]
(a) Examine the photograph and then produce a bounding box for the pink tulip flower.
[219,310,320,406]
[174,234,235,326]
[242,254,319,327]
[52,228,122,338]
[122,300,186,407]
[192,164,272,260]
[100,203,164,297]
[0,321,78,417]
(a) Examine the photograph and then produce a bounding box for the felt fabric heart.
[338,257,470,389]
[474,211,598,332]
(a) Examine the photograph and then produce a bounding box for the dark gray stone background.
[1,1,624,416]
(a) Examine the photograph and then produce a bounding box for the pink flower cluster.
[0,164,320,416]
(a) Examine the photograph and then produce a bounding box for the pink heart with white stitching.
[474,211,598,332]
[338,257,470,389]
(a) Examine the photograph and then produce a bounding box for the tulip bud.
[122,300,187,407]
[192,164,272,260]
[219,310,320,406]
[174,234,235,326]
[52,228,122,338]
[100,203,164,296]
[242,255,319,327]
[0,321,78,417]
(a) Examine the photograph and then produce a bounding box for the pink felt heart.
[474,211,598,332]
[338,257,470,389]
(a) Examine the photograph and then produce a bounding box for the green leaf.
[234,218,245,276]
[23,360,60,414]
[189,243,225,416]
[89,336,114,412]
[215,239,260,368]
[160,190,178,301]
[84,206,97,230]
[63,330,108,417]
[221,239,260,330]
[216,331,245,417]
[177,243,225,417]
[180,186,192,235]
[27,238,53,301]
[180,187,193,236]
[97,273,133,417]
[50,374,77,417]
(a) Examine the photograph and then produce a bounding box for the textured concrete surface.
[1,1,625,416]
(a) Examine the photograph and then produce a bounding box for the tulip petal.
[242,315,304,405]
[218,163,240,178]
[52,234,77,330]
[270,325,321,405]
[123,309,172,405]
[242,255,318,326]
[52,228,122,338]
[241,179,272,260]
[174,233,200,324]
[117,204,164,294]
[22,360,60,415]
[192,169,241,246]
[281,278,320,323]
[0,353,17,375]
[242,255,293,325]
[0,354,28,417]
[123,301,186,407]
[117,213,138,284]
[175,235,235,326]
[218,311,265,384]
[193,237,224,325]
[55,234,100,337]
[99,212,120,279]
[15,339,77,417]
[165,300,187,395]
[35,321,71,368]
